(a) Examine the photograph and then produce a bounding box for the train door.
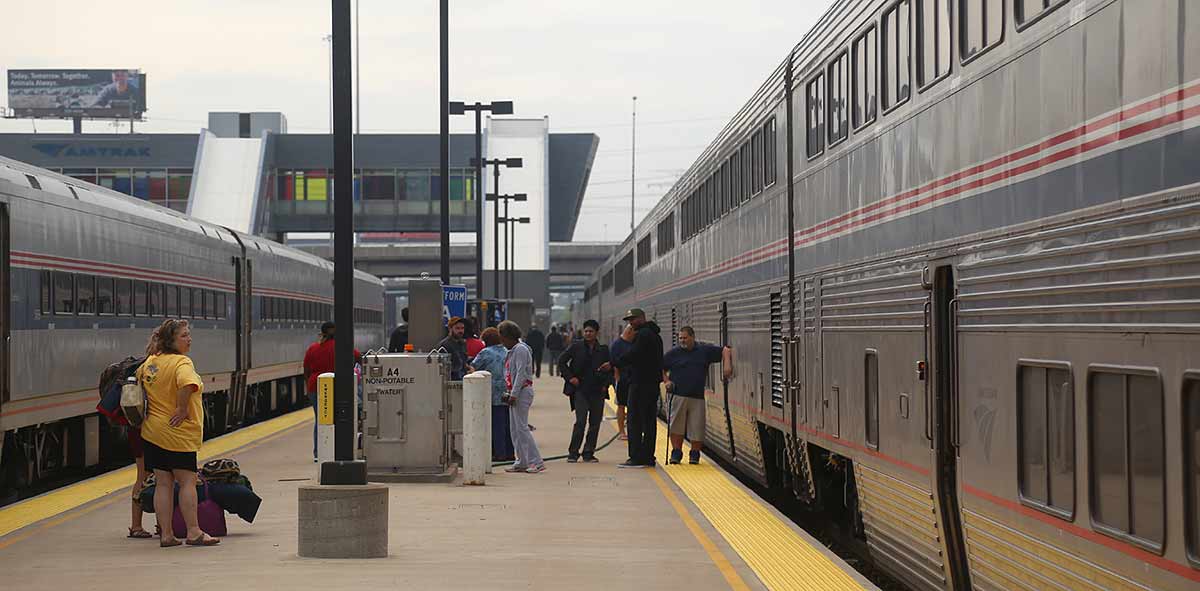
[0,203,8,408]
[924,263,971,591]
[719,301,735,459]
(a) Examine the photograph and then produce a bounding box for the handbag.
[173,480,228,538]
[119,376,148,427]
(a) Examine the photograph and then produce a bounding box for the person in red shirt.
[464,317,485,359]
[303,322,361,462]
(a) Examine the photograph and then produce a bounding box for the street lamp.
[475,157,523,298]
[486,192,527,298]
[498,215,531,299]
[451,100,514,298]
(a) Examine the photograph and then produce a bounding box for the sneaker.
[504,465,528,473]
[525,464,546,473]
[582,456,599,463]
[669,449,683,464]
[618,461,647,469]
[567,455,579,463]
[689,450,701,465]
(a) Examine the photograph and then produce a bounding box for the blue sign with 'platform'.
[442,284,467,325]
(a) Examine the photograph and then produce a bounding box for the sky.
[0,0,835,243]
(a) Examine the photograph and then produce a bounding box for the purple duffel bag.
[172,481,227,538]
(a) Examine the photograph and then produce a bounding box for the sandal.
[128,527,154,539]
[159,538,183,548]
[186,534,220,546]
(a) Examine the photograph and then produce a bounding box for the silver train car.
[577,1,1199,589]
[0,155,385,498]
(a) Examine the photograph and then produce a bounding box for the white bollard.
[462,371,491,485]
[316,373,335,467]
[485,387,493,475]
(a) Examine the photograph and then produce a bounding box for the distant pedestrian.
[558,319,612,462]
[464,318,485,359]
[662,326,732,465]
[136,319,219,547]
[499,321,544,473]
[545,325,565,377]
[303,322,361,461]
[609,323,636,440]
[613,308,663,468]
[435,316,472,380]
[525,324,546,377]
[471,327,513,461]
[388,307,409,352]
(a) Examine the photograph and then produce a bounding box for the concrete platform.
[0,378,874,590]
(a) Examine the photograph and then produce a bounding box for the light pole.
[498,215,530,299]
[438,0,449,284]
[450,100,514,300]
[476,158,522,298]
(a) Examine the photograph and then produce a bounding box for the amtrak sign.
[32,143,151,158]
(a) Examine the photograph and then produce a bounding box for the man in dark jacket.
[525,324,546,377]
[613,308,663,468]
[557,319,612,462]
[435,316,472,380]
[388,307,409,352]
[545,326,565,377]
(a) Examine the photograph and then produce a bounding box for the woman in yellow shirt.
[136,319,219,547]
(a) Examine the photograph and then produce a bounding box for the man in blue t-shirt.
[608,323,635,440]
[661,326,732,465]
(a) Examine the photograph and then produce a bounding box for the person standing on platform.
[545,325,565,377]
[136,319,219,547]
[662,326,732,465]
[435,316,472,380]
[558,319,612,462]
[471,327,513,461]
[525,324,546,378]
[499,321,545,473]
[388,307,409,352]
[608,323,636,441]
[303,322,361,462]
[614,308,663,468]
[464,318,486,359]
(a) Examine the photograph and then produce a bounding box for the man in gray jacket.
[499,320,545,473]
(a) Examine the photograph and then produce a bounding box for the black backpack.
[97,355,146,424]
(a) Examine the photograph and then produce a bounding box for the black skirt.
[143,439,198,473]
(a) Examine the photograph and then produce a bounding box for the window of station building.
[404,171,431,201]
[75,274,96,315]
[1015,0,1067,29]
[961,0,1004,63]
[361,169,396,200]
[866,350,880,448]
[751,130,764,195]
[1088,367,1165,551]
[149,283,163,317]
[827,51,850,146]
[882,0,913,111]
[97,168,132,195]
[636,235,653,268]
[62,168,98,185]
[764,118,777,187]
[614,252,634,294]
[806,73,826,158]
[166,169,192,212]
[304,170,330,201]
[1184,372,1200,565]
[54,272,74,314]
[1018,362,1075,518]
[917,0,953,89]
[97,277,115,316]
[657,213,675,256]
[852,26,879,129]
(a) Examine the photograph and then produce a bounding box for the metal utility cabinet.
[361,352,457,482]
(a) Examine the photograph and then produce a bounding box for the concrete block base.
[297,484,388,558]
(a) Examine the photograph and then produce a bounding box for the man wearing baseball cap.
[612,308,663,468]
[436,316,472,380]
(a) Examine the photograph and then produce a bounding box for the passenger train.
[577,1,1199,589]
[0,155,385,500]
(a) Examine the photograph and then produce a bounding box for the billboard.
[6,69,147,119]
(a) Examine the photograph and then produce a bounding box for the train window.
[97,277,115,316]
[917,0,953,89]
[657,213,675,256]
[54,272,74,314]
[719,161,731,214]
[166,285,178,317]
[752,130,764,195]
[805,73,825,158]
[960,0,1004,63]
[741,140,752,202]
[636,235,652,269]
[40,270,51,315]
[1018,363,1074,518]
[764,118,777,187]
[216,292,226,320]
[116,279,132,317]
[75,274,95,315]
[827,51,850,146]
[866,350,879,448]
[1088,367,1165,551]
[149,283,162,317]
[852,26,878,129]
[882,0,913,111]
[204,290,214,319]
[1015,0,1067,29]
[134,281,147,316]
[1185,373,1200,566]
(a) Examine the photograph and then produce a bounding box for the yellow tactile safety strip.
[0,408,312,539]
[606,399,867,591]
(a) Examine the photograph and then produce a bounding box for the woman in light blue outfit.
[471,327,513,461]
[498,320,544,473]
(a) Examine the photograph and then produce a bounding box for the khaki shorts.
[668,396,705,439]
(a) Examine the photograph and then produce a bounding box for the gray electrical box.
[506,299,534,334]
[361,352,455,481]
[408,278,444,352]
